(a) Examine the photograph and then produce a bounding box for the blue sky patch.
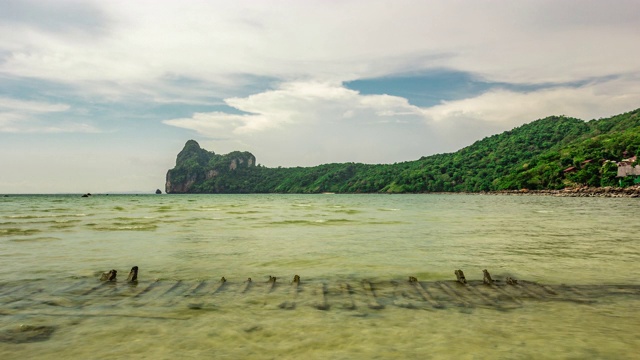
[345,69,491,107]
[344,69,618,107]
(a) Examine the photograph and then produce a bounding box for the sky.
[1,0,639,193]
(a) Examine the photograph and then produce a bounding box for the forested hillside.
[165,108,640,193]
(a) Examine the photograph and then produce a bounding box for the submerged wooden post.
[481,269,522,305]
[100,270,117,282]
[240,278,252,294]
[482,269,493,285]
[266,275,277,293]
[211,277,226,295]
[279,275,300,310]
[362,280,384,310]
[127,266,138,283]
[408,276,442,309]
[315,283,330,310]
[339,283,356,310]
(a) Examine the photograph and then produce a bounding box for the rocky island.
[165,140,256,193]
[165,109,640,194]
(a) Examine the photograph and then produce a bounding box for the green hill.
[165,108,640,193]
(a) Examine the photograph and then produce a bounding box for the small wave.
[2,219,80,228]
[49,208,73,212]
[49,222,79,230]
[0,228,41,236]
[366,220,407,225]
[54,219,81,224]
[333,209,361,214]
[90,224,158,231]
[270,218,353,226]
[117,225,158,231]
[86,219,159,231]
[270,219,311,225]
[9,236,61,242]
[6,213,87,219]
[6,215,38,219]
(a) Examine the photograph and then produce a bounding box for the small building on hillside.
[617,156,640,177]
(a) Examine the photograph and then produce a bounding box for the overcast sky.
[1,0,639,193]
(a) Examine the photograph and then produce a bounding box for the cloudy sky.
[1,0,639,193]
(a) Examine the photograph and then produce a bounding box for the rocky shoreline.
[481,185,640,198]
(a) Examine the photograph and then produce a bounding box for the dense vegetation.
[166,109,640,193]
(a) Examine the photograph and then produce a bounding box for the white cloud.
[0,97,69,132]
[423,77,640,127]
[0,97,70,113]
[164,81,427,135]
[0,96,99,133]
[163,81,435,166]
[0,116,101,133]
[2,1,639,93]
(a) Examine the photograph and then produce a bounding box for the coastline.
[6,186,638,197]
[477,185,640,198]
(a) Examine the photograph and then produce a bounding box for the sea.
[1,194,639,359]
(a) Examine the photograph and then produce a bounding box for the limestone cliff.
[165,140,256,193]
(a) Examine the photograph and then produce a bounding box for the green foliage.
[499,109,640,189]
[166,108,640,193]
[600,161,619,187]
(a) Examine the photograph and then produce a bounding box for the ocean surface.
[1,194,639,359]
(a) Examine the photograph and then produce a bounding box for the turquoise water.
[1,194,639,359]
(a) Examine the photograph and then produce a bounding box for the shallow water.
[1,194,639,359]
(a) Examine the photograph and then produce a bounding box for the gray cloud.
[0,0,110,35]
